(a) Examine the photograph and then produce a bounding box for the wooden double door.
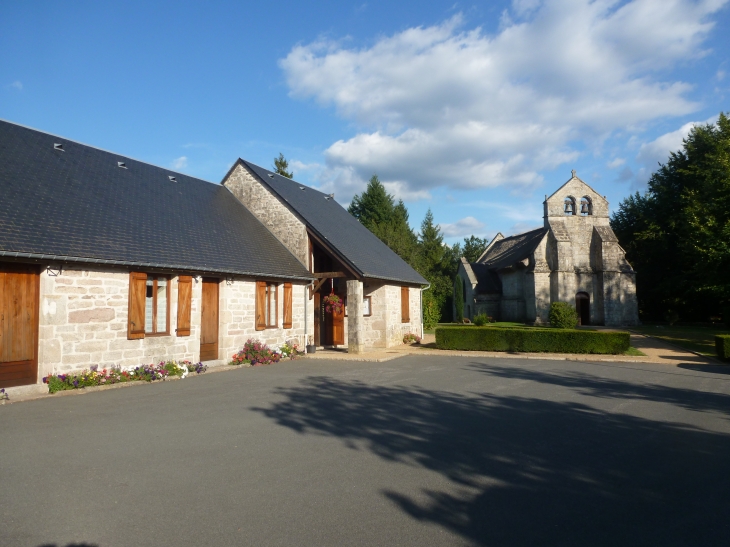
[0,264,40,388]
[314,289,344,347]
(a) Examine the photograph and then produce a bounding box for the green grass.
[631,325,730,357]
[624,346,646,357]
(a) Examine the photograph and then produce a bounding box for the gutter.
[0,251,315,283]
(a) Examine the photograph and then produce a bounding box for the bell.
[581,202,589,214]
[564,201,573,213]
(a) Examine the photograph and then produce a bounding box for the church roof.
[478,227,547,270]
[468,262,502,294]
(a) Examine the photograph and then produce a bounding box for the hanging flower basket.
[323,293,343,314]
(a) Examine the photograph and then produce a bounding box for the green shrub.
[423,292,441,330]
[716,335,730,361]
[549,302,578,329]
[473,313,493,326]
[453,276,464,323]
[435,326,630,354]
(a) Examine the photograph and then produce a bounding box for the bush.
[717,335,730,361]
[403,332,422,344]
[435,326,630,354]
[473,313,492,326]
[230,339,283,366]
[549,302,579,329]
[423,292,441,330]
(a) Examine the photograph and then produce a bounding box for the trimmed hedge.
[716,335,730,361]
[436,326,630,354]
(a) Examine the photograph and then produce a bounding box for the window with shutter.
[176,276,192,336]
[255,281,267,330]
[128,272,147,339]
[401,286,410,323]
[283,283,292,329]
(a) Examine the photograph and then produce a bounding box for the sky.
[2,0,729,243]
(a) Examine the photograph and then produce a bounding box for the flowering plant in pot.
[323,293,343,314]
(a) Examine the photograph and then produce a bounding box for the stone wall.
[36,266,309,382]
[223,163,309,266]
[219,279,308,358]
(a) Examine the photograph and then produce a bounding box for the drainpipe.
[420,283,431,339]
[304,282,311,352]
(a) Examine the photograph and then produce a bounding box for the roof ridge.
[239,158,330,197]
[0,118,216,186]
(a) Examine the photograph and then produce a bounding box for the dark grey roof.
[0,120,313,280]
[469,263,502,294]
[479,227,547,270]
[233,160,428,286]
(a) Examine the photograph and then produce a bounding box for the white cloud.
[607,158,626,169]
[9,81,22,91]
[622,114,717,190]
[281,0,726,201]
[441,216,486,237]
[171,156,188,170]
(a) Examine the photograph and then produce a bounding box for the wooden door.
[331,292,345,346]
[0,264,40,388]
[200,278,219,361]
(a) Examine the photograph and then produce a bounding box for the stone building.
[455,171,639,326]
[0,120,425,392]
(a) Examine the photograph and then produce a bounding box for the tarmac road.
[2,355,730,547]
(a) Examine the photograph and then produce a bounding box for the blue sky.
[2,0,729,243]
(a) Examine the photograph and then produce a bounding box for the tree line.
[610,112,730,322]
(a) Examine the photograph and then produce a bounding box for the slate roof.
[233,160,428,286]
[468,262,502,294]
[0,120,313,281]
[478,227,547,270]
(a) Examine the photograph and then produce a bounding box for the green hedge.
[716,335,730,361]
[435,326,630,354]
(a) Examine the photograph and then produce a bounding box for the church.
[455,171,639,326]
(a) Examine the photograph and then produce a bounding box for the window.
[256,281,278,330]
[127,273,170,339]
[401,286,410,323]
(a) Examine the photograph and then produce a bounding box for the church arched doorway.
[575,292,590,326]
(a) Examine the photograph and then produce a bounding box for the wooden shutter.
[255,281,266,330]
[128,272,147,339]
[176,276,192,337]
[283,283,293,329]
[401,286,410,323]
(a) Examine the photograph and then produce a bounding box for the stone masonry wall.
[219,279,308,359]
[37,266,201,380]
[223,163,309,266]
[36,266,310,383]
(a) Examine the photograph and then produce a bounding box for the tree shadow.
[254,373,730,546]
[678,363,730,375]
[470,361,730,417]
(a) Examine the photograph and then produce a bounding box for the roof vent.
[299,187,305,190]
[53,143,64,151]
[168,176,177,182]
[117,162,127,169]
[267,174,274,178]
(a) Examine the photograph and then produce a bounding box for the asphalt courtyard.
[2,355,730,547]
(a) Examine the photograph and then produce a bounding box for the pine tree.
[273,153,293,178]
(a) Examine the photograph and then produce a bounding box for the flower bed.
[229,338,301,366]
[43,360,207,394]
[403,333,422,344]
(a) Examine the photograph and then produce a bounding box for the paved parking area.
[2,355,730,546]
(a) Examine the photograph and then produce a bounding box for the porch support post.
[346,279,364,354]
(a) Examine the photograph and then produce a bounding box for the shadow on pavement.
[254,368,730,546]
[678,363,730,374]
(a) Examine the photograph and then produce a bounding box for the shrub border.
[716,335,730,361]
[435,326,630,354]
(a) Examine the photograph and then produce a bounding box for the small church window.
[564,197,576,215]
[580,197,592,216]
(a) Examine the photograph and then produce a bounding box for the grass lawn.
[631,325,730,357]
